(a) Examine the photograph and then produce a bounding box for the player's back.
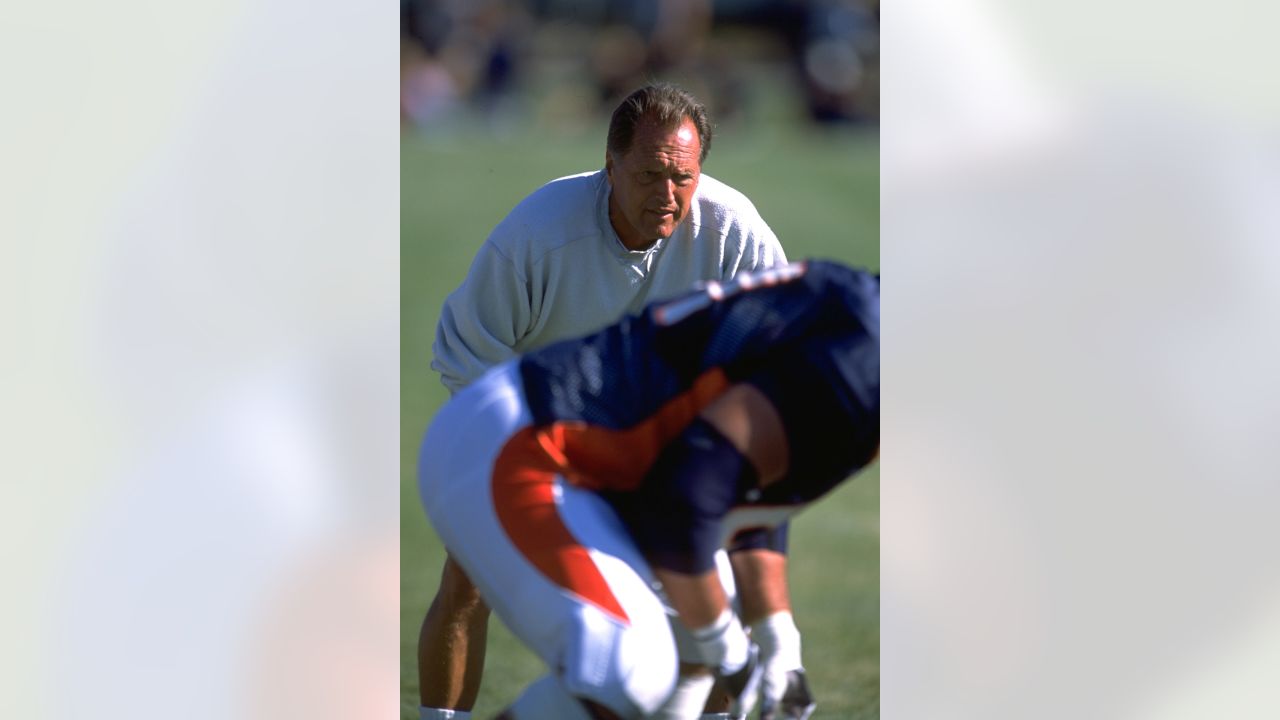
[518,260,879,436]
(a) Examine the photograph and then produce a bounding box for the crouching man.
[417,260,879,719]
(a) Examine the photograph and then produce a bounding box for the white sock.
[750,610,803,672]
[689,608,750,673]
[651,672,715,720]
[419,707,471,720]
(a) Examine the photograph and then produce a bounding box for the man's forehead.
[631,117,700,153]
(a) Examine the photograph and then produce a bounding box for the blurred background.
[400,2,880,718]
[400,0,879,133]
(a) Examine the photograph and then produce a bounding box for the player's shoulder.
[727,261,878,320]
[732,260,875,293]
[792,259,877,294]
[803,259,878,285]
[799,260,880,332]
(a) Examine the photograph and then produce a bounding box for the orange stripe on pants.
[491,428,631,625]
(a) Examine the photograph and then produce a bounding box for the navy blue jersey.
[520,260,878,434]
[513,260,879,570]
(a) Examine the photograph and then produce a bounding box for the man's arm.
[430,242,533,393]
[748,222,788,271]
[731,196,788,276]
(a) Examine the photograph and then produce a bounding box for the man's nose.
[658,179,676,204]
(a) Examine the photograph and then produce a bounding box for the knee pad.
[727,522,790,554]
[626,418,758,575]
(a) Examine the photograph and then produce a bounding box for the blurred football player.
[417,260,878,719]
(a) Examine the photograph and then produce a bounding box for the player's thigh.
[553,484,679,716]
[420,368,678,715]
[443,476,677,716]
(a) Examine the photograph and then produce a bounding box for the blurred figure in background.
[587,0,712,106]
[401,0,531,131]
[400,0,880,133]
[798,0,879,123]
[708,0,879,124]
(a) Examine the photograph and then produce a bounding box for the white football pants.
[418,363,680,719]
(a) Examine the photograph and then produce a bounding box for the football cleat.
[759,669,816,720]
[715,643,763,720]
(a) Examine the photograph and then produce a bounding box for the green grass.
[402,120,879,719]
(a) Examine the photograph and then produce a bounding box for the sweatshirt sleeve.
[430,241,532,394]
[721,189,788,277]
[745,218,788,271]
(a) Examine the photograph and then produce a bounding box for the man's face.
[606,117,702,250]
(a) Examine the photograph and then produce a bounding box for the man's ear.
[604,153,613,180]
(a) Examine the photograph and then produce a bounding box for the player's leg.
[657,550,739,720]
[416,554,488,715]
[477,478,680,718]
[684,383,808,719]
[421,384,678,718]
[729,547,813,720]
[530,480,679,717]
[729,547,790,624]
[417,363,528,720]
[653,664,716,719]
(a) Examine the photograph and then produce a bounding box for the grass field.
[401,118,879,719]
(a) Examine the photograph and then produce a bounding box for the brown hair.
[606,83,713,163]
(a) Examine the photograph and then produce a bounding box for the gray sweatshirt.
[431,169,787,394]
